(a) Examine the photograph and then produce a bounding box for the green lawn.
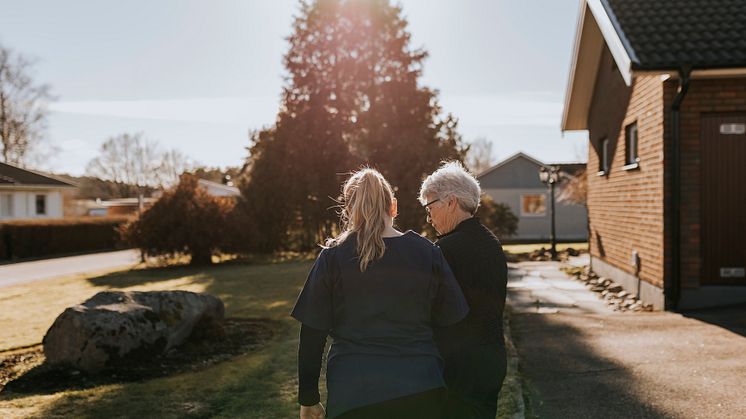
[0,258,524,418]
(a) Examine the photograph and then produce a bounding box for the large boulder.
[42,290,224,372]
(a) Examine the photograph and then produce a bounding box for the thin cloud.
[49,94,563,128]
[49,96,279,125]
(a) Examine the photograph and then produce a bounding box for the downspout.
[669,66,692,310]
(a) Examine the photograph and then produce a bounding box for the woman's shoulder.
[397,230,436,246]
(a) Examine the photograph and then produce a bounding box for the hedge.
[0,216,132,261]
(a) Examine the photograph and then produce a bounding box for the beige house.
[0,162,77,221]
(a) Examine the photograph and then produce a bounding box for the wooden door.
[700,114,746,285]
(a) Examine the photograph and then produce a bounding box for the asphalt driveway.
[0,249,140,288]
[508,260,746,419]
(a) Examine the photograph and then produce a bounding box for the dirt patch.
[0,317,277,395]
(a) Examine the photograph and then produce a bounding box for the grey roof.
[0,162,76,187]
[603,0,746,70]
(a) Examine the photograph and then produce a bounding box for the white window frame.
[624,122,640,170]
[520,193,547,217]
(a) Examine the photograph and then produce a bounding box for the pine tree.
[240,0,466,251]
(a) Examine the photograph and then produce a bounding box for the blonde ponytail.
[328,168,395,271]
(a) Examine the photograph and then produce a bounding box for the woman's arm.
[298,323,328,407]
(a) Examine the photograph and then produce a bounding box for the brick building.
[562,0,746,309]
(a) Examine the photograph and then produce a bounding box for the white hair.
[419,161,481,214]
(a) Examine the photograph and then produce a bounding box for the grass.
[502,242,588,255]
[0,260,311,419]
[0,256,525,419]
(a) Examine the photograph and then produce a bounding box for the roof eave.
[562,0,635,132]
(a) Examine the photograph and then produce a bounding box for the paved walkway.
[0,250,140,288]
[507,259,746,419]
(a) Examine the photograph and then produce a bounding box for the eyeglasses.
[423,198,440,214]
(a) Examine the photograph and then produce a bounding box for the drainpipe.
[669,66,692,310]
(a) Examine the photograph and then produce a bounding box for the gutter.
[668,66,692,310]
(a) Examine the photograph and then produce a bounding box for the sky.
[0,0,589,176]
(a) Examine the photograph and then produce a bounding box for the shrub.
[121,174,236,265]
[0,216,131,260]
[478,195,519,239]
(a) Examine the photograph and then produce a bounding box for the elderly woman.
[419,161,509,419]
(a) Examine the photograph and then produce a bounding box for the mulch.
[0,317,277,395]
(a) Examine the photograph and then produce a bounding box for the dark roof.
[602,0,746,71]
[0,162,76,187]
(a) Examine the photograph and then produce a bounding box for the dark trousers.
[442,344,507,419]
[335,388,446,419]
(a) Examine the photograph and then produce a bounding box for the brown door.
[701,114,746,285]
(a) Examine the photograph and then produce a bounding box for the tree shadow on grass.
[511,313,674,419]
[85,264,213,289]
[680,303,746,338]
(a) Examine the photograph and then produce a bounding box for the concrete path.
[0,249,140,288]
[507,259,746,419]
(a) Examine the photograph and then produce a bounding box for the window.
[521,194,546,217]
[35,194,46,215]
[599,138,609,174]
[624,122,639,169]
[0,194,12,217]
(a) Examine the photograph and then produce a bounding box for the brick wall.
[587,47,667,289]
[663,77,746,289]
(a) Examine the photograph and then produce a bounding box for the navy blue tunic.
[291,231,469,418]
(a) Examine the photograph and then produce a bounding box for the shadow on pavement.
[681,303,746,338]
[511,313,673,419]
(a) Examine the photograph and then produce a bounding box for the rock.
[588,279,599,286]
[606,284,624,293]
[591,286,606,292]
[43,290,224,372]
[629,302,643,311]
[566,247,580,256]
[616,290,629,299]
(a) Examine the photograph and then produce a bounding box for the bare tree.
[86,132,193,197]
[465,137,496,175]
[557,168,587,206]
[0,43,53,165]
[156,148,194,188]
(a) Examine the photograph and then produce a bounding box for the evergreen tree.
[241,0,466,251]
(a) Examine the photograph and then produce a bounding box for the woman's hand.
[300,403,325,419]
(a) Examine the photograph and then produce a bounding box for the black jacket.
[434,217,508,356]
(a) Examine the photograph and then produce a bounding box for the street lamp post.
[539,166,560,260]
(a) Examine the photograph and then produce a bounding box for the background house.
[478,152,588,243]
[197,178,240,198]
[0,162,77,220]
[562,0,746,309]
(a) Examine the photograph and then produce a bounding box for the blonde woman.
[291,168,468,419]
